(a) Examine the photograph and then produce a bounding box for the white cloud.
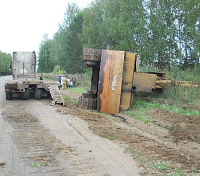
[0,0,91,54]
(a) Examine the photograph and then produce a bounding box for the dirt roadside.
[61,88,200,175]
[0,76,141,176]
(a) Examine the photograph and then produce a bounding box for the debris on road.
[0,162,5,166]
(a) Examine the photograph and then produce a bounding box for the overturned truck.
[4,51,64,105]
[79,48,171,114]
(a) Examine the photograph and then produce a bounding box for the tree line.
[0,51,12,75]
[38,0,200,74]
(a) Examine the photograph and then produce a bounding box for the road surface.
[0,76,141,176]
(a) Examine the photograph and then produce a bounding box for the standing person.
[71,75,77,87]
[60,75,63,87]
[67,78,72,88]
[58,75,62,89]
[62,75,68,89]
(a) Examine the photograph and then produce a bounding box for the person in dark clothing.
[40,74,43,80]
[58,75,62,89]
[71,75,76,87]
[58,75,61,82]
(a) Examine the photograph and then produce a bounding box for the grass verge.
[125,146,196,176]
[69,87,86,94]
[63,95,78,104]
[133,99,200,116]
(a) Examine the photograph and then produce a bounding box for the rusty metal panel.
[83,48,101,62]
[120,52,136,111]
[97,50,124,114]
[133,73,157,93]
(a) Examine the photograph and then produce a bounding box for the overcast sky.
[0,0,92,54]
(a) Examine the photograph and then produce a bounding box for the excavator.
[79,48,199,114]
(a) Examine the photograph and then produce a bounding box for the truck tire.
[21,88,29,100]
[6,92,12,100]
[35,88,43,99]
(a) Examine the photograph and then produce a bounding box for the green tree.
[38,0,200,74]
[0,51,12,75]
[179,0,200,68]
[82,0,147,53]
[65,11,84,73]
[47,3,84,73]
[37,34,55,73]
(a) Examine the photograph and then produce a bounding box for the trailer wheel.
[35,88,43,99]
[21,88,29,100]
[6,92,12,100]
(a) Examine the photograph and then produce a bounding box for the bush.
[53,65,65,75]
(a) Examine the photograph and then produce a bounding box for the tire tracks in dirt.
[28,100,141,176]
[58,97,200,175]
[2,95,141,176]
[2,101,75,176]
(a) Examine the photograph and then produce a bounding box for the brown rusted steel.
[83,48,101,93]
[83,90,97,99]
[5,79,51,92]
[155,79,172,90]
[156,79,200,88]
[79,96,97,110]
[83,48,102,62]
[120,52,136,111]
[97,50,124,114]
[78,48,101,110]
[172,81,199,87]
[147,72,166,78]
[90,66,100,92]
[132,73,157,93]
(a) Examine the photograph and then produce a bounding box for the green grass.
[134,131,140,135]
[168,66,200,83]
[63,95,78,104]
[127,111,151,124]
[150,161,194,175]
[41,72,91,90]
[163,86,200,104]
[109,136,115,140]
[133,99,200,116]
[125,146,196,175]
[127,93,200,124]
[70,87,86,94]
[31,163,43,167]
[41,73,58,81]
[150,161,169,173]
